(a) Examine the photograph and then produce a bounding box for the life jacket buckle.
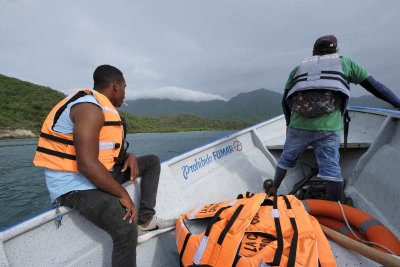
[271,209,280,218]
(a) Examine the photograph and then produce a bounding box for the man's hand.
[120,193,137,223]
[121,153,139,183]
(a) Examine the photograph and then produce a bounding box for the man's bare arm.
[70,103,136,223]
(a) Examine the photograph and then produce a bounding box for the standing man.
[266,35,400,202]
[33,65,175,266]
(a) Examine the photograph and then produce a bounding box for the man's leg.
[110,154,160,224]
[325,180,344,202]
[312,130,344,202]
[264,167,287,195]
[273,166,288,188]
[267,127,310,194]
[134,154,176,243]
[59,190,137,267]
[136,154,161,225]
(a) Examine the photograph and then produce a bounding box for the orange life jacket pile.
[176,193,336,267]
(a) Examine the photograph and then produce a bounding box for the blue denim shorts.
[277,127,343,182]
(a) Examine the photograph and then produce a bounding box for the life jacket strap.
[283,196,299,267]
[217,205,244,245]
[180,232,192,264]
[40,132,74,145]
[205,207,229,236]
[36,146,76,160]
[267,195,283,266]
[320,76,350,89]
[343,110,351,151]
[321,70,349,83]
[51,90,93,131]
[40,132,121,151]
[291,70,350,90]
[104,121,122,126]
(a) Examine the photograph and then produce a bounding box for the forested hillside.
[0,74,65,132]
[0,74,249,138]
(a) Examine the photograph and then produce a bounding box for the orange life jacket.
[33,90,124,172]
[176,193,336,267]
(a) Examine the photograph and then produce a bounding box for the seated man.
[34,64,175,267]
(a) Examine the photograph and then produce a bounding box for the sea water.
[0,130,234,230]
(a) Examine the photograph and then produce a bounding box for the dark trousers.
[59,154,160,267]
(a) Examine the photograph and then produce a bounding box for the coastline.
[0,127,237,140]
[0,128,37,140]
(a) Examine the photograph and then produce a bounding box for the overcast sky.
[1,0,399,101]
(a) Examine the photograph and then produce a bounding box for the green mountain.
[122,89,283,123]
[122,89,391,123]
[0,74,249,137]
[0,74,66,132]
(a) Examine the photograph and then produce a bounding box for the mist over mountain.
[122,89,390,123]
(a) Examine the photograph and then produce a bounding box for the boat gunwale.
[348,106,400,118]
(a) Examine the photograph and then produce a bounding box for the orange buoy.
[303,199,400,255]
[315,216,367,242]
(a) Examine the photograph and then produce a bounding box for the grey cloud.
[0,0,399,100]
[126,86,227,102]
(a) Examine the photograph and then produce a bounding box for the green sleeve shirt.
[286,56,370,131]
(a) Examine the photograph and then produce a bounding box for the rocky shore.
[0,128,37,139]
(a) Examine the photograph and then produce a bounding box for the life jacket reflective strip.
[33,89,123,172]
[176,193,336,267]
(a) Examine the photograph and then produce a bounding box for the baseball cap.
[313,35,338,52]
